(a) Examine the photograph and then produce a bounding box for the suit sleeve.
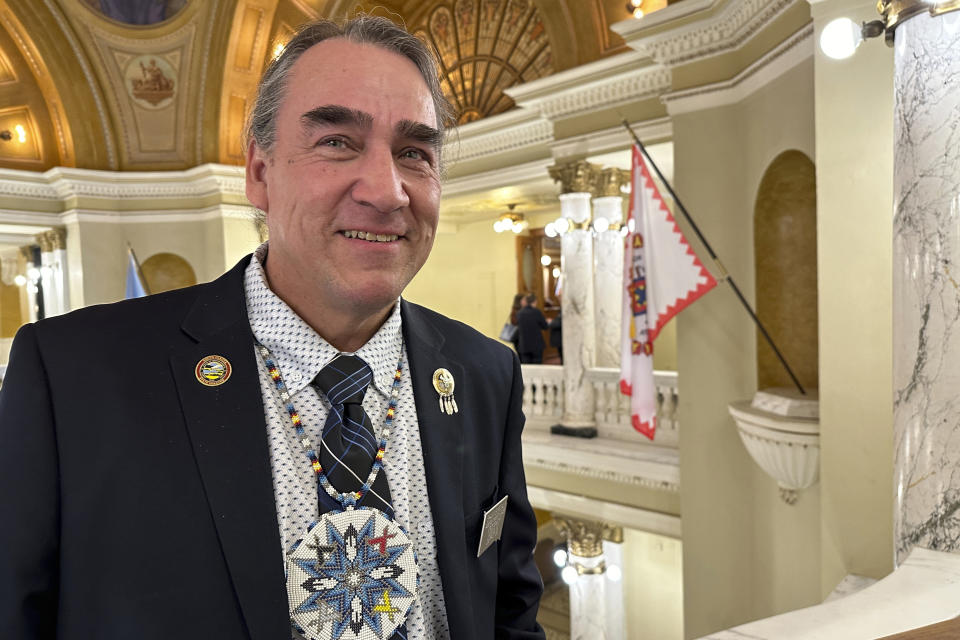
[0,323,60,639]
[494,351,545,639]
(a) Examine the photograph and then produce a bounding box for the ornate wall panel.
[0,1,73,169]
[58,0,222,169]
[218,0,279,165]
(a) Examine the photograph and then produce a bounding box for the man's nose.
[351,146,410,213]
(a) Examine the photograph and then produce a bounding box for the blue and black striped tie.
[312,354,393,513]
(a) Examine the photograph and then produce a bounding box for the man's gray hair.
[245,15,456,155]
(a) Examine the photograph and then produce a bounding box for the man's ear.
[245,140,270,212]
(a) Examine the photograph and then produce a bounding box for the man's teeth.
[343,230,399,242]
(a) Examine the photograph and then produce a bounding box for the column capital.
[555,516,624,557]
[36,227,66,253]
[548,160,603,195]
[595,168,631,198]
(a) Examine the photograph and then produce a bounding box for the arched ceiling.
[0,0,640,172]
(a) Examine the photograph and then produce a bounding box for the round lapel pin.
[432,367,458,415]
[195,355,232,386]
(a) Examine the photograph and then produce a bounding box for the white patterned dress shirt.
[244,245,450,640]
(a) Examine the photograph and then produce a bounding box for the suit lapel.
[401,300,474,640]
[170,259,289,640]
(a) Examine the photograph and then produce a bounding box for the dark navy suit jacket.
[0,256,544,639]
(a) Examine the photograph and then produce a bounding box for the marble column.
[555,517,625,640]
[892,8,960,563]
[18,245,38,323]
[549,161,602,429]
[35,228,68,317]
[593,168,630,369]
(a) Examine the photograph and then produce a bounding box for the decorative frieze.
[612,0,800,67]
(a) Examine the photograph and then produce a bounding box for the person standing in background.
[516,293,547,364]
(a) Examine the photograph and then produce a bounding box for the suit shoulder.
[402,300,515,364]
[34,282,205,337]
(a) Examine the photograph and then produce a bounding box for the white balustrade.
[519,364,565,430]
[520,364,679,447]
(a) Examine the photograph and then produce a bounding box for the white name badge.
[477,495,508,557]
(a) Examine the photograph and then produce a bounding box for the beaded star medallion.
[287,506,417,640]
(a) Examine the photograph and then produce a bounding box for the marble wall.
[893,10,960,562]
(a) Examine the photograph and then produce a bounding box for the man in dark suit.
[516,294,548,364]
[0,16,543,640]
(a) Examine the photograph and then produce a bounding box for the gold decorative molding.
[878,0,960,40]
[18,245,33,262]
[547,160,602,195]
[596,167,630,198]
[554,516,623,558]
[35,227,66,253]
[0,2,75,167]
[218,0,278,165]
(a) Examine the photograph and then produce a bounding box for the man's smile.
[341,229,401,242]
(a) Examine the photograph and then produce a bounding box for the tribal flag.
[620,145,717,440]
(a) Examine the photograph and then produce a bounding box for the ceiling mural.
[413,0,554,124]
[79,0,190,26]
[0,0,643,171]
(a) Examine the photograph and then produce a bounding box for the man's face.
[246,38,442,320]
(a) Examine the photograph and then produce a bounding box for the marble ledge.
[698,547,960,639]
[521,430,680,492]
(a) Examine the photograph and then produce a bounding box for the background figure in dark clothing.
[508,293,525,352]
[549,310,562,364]
[517,293,548,363]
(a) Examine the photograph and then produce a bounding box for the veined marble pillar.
[18,245,38,323]
[556,517,625,640]
[892,7,960,562]
[549,161,602,429]
[35,228,68,317]
[593,168,630,369]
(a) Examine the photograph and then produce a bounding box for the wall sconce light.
[493,203,529,234]
[820,17,884,59]
[625,0,644,19]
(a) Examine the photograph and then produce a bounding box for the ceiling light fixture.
[493,203,529,234]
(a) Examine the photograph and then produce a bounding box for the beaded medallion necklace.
[256,343,417,640]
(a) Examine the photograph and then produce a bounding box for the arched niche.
[141,252,197,294]
[754,150,818,390]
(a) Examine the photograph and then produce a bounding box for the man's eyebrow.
[396,119,444,150]
[300,105,372,130]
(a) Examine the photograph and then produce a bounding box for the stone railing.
[521,364,565,423]
[521,364,679,448]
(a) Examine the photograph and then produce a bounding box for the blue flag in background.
[125,251,147,299]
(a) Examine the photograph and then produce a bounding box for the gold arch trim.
[0,1,75,166]
[218,0,279,164]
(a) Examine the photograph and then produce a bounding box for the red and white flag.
[620,145,717,440]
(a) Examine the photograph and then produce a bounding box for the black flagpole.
[621,119,806,396]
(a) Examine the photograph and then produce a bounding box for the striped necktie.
[312,354,393,514]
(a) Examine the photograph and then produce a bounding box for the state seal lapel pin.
[432,367,458,415]
[195,355,232,386]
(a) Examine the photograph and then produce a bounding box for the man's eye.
[319,137,347,148]
[401,148,428,162]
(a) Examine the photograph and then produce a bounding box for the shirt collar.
[245,243,403,398]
